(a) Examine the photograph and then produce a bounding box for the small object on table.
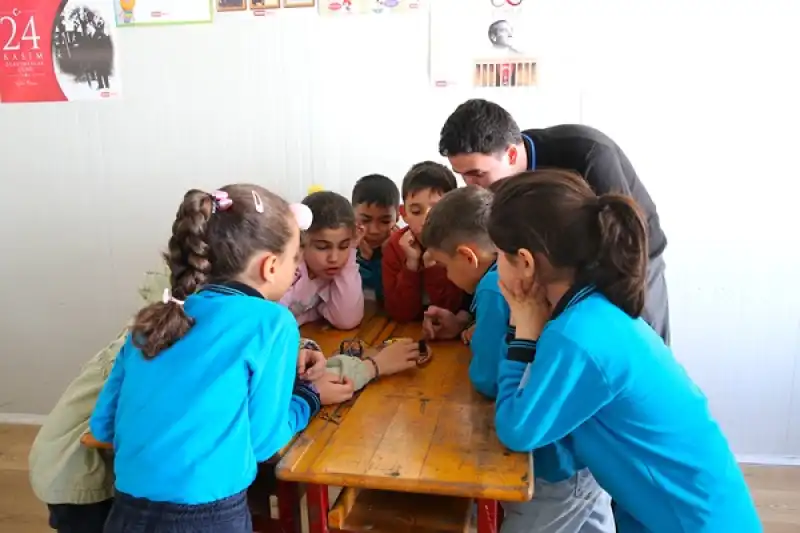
[339,339,365,358]
[416,339,433,367]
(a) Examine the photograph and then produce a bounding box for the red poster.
[0,0,122,104]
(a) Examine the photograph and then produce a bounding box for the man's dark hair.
[401,161,458,201]
[421,186,494,254]
[352,174,400,208]
[439,99,523,157]
[302,191,356,233]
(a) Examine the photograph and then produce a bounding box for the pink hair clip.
[211,190,233,213]
[290,203,313,231]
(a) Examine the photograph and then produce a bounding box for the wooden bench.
[328,487,472,533]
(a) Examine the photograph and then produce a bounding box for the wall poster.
[430,0,537,88]
[115,0,213,26]
[0,0,122,103]
[319,0,420,16]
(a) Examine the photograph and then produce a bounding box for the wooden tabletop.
[278,319,534,502]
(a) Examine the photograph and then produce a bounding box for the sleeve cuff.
[507,339,537,363]
[293,381,322,417]
[505,325,516,344]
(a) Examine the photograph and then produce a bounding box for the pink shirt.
[280,248,364,330]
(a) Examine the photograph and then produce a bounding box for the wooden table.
[279,318,534,533]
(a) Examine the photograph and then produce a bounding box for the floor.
[1,424,799,532]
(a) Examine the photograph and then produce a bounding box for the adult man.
[438,98,670,343]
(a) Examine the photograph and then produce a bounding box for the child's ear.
[260,254,279,284]
[455,245,479,268]
[516,248,536,279]
[398,205,406,219]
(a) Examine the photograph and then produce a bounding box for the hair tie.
[596,196,613,214]
[211,190,233,213]
[307,185,324,195]
[162,288,184,306]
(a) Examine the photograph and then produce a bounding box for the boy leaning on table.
[420,186,615,533]
[29,268,419,533]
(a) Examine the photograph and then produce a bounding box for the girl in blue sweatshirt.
[487,170,761,533]
[90,185,325,533]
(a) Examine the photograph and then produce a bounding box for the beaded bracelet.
[365,356,380,379]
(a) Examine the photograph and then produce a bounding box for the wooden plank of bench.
[80,431,112,449]
[329,487,472,533]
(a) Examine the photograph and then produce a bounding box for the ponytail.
[131,190,214,358]
[592,194,648,317]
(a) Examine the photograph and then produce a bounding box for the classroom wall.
[1,0,798,461]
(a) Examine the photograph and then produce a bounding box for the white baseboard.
[736,454,800,467]
[0,413,46,425]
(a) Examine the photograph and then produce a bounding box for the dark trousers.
[48,499,113,533]
[104,490,251,533]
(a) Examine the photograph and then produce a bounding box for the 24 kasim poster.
[0,0,122,103]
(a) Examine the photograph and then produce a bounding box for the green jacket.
[28,270,372,505]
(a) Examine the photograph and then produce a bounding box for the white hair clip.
[162,288,184,306]
[252,190,264,214]
[290,203,313,231]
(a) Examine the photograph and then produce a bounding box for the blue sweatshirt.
[357,247,383,301]
[469,263,579,484]
[90,282,320,505]
[496,285,760,533]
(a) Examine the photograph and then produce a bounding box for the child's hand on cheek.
[399,231,422,270]
[298,349,327,381]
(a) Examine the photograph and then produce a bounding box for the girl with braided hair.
[89,185,324,533]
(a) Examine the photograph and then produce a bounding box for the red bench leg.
[306,484,330,533]
[277,480,300,533]
[477,498,498,533]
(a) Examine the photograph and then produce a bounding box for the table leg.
[277,480,300,533]
[477,499,498,533]
[306,484,330,533]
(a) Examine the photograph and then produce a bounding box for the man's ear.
[259,254,279,284]
[507,145,518,166]
[455,245,479,268]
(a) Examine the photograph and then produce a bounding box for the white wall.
[1,0,798,459]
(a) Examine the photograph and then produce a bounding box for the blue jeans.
[501,469,615,533]
[104,490,251,533]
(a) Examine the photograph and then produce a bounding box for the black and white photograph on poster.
[430,0,537,87]
[217,0,246,11]
[52,1,122,99]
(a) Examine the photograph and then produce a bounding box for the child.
[29,270,169,533]
[281,190,364,330]
[381,161,464,322]
[422,186,614,533]
[351,174,400,301]
[89,185,326,533]
[488,170,760,532]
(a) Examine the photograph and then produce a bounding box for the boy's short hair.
[401,161,458,201]
[352,174,400,208]
[302,191,356,233]
[421,186,494,254]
